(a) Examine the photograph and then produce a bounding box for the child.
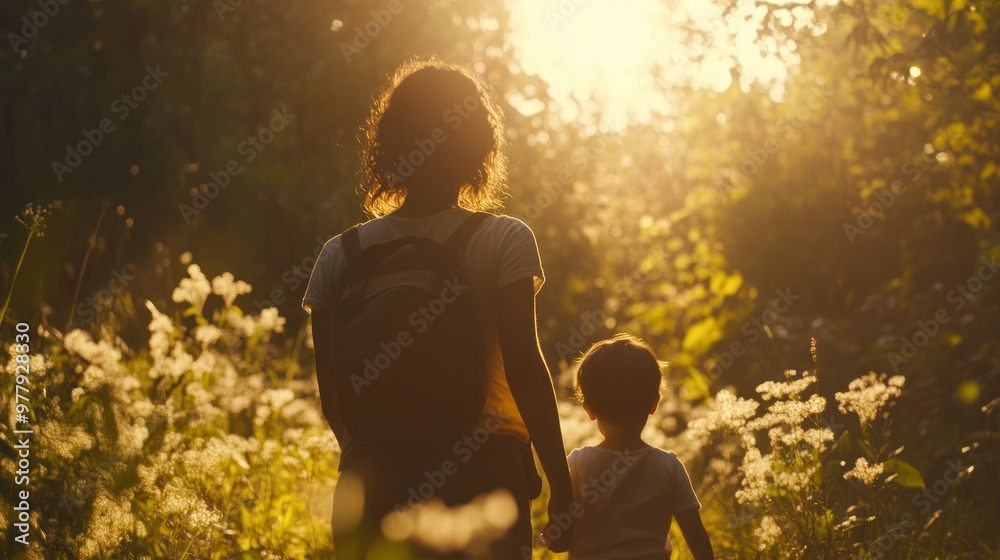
[553,334,715,559]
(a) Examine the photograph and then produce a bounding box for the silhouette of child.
[547,334,714,559]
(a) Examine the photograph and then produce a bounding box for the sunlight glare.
[507,0,679,125]
[507,0,834,125]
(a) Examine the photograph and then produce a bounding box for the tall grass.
[0,263,973,559]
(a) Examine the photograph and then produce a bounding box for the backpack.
[326,212,491,454]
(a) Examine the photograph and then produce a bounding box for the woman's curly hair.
[358,58,508,217]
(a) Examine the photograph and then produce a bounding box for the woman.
[302,59,572,558]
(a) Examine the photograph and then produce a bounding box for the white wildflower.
[755,515,781,551]
[158,477,223,531]
[735,447,771,503]
[756,371,817,401]
[261,388,295,411]
[257,307,286,334]
[193,325,223,347]
[145,300,173,362]
[132,399,154,418]
[688,389,760,439]
[77,489,137,559]
[300,428,341,457]
[225,306,286,338]
[748,394,826,432]
[4,345,49,377]
[63,330,139,400]
[844,457,884,485]
[835,372,905,426]
[39,421,94,460]
[190,349,217,378]
[117,421,149,458]
[149,342,194,380]
[171,264,212,312]
[211,272,252,306]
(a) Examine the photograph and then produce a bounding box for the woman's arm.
[676,509,715,560]
[496,277,573,550]
[310,307,347,444]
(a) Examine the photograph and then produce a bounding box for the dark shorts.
[333,434,541,559]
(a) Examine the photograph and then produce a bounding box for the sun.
[506,0,682,126]
[506,0,815,126]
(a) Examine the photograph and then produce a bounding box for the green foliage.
[690,366,917,558]
[0,267,338,558]
[882,458,925,489]
[0,0,997,557]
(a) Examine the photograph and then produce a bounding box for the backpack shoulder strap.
[341,226,361,263]
[443,212,490,254]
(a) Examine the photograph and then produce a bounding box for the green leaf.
[973,82,992,101]
[883,458,925,488]
[683,368,712,401]
[816,508,835,539]
[720,272,743,296]
[832,430,854,456]
[681,317,722,355]
[981,161,997,181]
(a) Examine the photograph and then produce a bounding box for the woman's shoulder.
[484,212,532,228]
[478,212,537,241]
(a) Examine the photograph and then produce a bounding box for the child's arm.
[675,509,715,560]
[497,277,574,551]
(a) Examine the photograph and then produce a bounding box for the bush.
[0,265,339,559]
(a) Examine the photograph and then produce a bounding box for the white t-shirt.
[566,446,702,560]
[302,207,545,442]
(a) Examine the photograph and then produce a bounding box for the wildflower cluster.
[0,265,339,559]
[689,366,908,558]
[835,372,905,429]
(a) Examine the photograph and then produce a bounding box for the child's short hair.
[359,58,507,218]
[575,334,662,424]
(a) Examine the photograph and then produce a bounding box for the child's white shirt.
[566,445,701,560]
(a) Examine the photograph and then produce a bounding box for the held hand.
[540,494,575,552]
[540,521,571,553]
